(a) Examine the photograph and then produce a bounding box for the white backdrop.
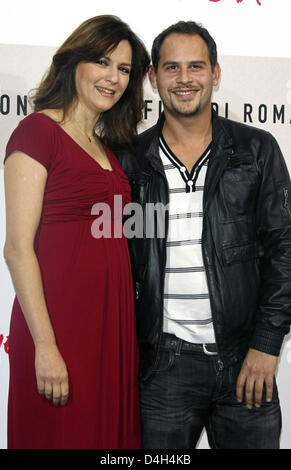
[0,0,291,450]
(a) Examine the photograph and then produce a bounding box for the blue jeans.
[139,333,281,449]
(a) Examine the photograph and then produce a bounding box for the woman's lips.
[95,86,115,97]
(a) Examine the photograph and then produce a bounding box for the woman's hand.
[35,343,69,406]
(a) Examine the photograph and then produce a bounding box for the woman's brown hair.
[31,15,150,149]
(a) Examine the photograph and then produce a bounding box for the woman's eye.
[119,67,130,74]
[96,59,107,66]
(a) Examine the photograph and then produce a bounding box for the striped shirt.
[159,135,216,344]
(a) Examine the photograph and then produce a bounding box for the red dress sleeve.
[5,113,57,170]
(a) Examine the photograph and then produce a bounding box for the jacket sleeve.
[249,132,291,356]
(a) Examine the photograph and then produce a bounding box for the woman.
[3,15,149,449]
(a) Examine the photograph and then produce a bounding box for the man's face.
[149,33,220,118]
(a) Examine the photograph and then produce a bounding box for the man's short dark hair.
[151,21,217,71]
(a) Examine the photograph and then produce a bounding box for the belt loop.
[175,338,183,356]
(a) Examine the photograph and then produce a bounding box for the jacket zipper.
[201,236,224,374]
[155,177,169,372]
[146,167,169,379]
[135,282,140,300]
[200,149,234,372]
[283,187,291,221]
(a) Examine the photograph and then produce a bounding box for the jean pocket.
[152,349,175,374]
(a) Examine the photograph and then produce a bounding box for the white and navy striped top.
[159,135,216,344]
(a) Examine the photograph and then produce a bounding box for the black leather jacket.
[117,112,291,380]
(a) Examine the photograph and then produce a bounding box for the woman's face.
[75,39,132,116]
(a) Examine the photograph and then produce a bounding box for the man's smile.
[170,88,200,99]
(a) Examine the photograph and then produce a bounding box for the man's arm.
[236,133,291,406]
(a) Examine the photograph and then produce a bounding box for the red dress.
[5,113,141,449]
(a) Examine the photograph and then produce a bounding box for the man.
[117,21,291,449]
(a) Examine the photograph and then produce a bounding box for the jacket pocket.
[222,241,263,265]
[223,154,257,183]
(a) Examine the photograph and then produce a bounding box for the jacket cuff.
[249,325,286,356]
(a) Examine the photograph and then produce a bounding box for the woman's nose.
[105,65,119,84]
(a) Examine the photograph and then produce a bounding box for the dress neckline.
[35,112,114,172]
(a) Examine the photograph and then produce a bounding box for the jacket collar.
[144,109,234,174]
[143,113,165,175]
[211,110,233,151]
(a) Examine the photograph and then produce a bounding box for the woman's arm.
[4,152,69,406]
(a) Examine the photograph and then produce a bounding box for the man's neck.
[161,108,212,171]
[162,107,212,147]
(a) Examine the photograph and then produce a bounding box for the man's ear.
[148,65,158,89]
[212,62,221,87]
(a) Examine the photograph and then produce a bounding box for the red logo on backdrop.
[209,0,262,5]
[0,334,9,354]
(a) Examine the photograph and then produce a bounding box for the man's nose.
[176,66,192,84]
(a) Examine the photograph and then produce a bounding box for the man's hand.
[236,348,278,409]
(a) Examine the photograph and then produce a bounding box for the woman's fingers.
[37,378,45,396]
[44,380,53,401]
[60,380,69,406]
[38,378,69,406]
[51,382,61,406]
[35,344,69,406]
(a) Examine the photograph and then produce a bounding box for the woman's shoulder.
[36,109,64,122]
[5,110,62,169]
[8,110,64,147]
[20,110,62,128]
[12,111,61,138]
